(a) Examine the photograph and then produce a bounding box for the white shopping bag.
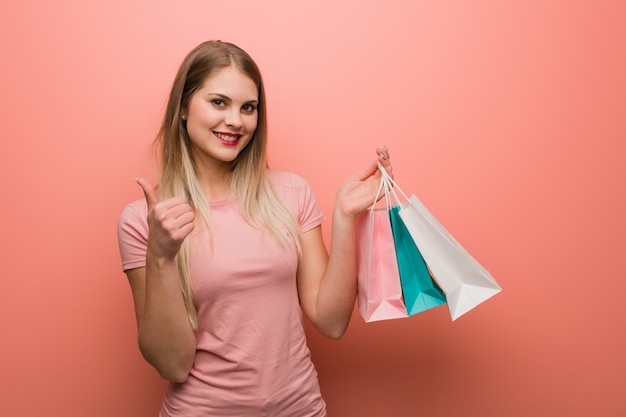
[380,164,502,320]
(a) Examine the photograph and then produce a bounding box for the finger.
[156,196,189,211]
[155,200,194,220]
[376,146,391,165]
[376,146,393,178]
[160,210,196,241]
[134,177,159,211]
[174,220,195,242]
[174,211,195,234]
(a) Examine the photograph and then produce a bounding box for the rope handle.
[369,169,392,211]
[377,162,411,207]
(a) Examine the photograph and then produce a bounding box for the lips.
[213,131,241,146]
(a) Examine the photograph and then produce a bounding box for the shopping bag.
[355,178,408,322]
[380,164,502,320]
[388,194,447,316]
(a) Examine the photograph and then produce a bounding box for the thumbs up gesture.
[135,177,196,260]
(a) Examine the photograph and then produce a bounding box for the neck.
[193,161,232,201]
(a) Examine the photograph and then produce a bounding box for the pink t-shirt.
[117,171,327,417]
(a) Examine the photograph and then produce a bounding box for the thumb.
[134,177,159,211]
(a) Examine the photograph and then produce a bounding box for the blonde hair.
[155,40,301,328]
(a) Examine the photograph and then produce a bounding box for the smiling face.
[183,65,259,170]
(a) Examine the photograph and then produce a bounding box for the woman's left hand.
[334,146,393,219]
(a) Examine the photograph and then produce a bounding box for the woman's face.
[183,65,259,168]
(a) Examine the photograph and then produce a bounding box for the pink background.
[1,1,625,416]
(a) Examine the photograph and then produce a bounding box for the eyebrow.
[207,92,258,104]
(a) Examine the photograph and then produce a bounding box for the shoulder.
[117,198,149,241]
[117,198,150,271]
[266,170,325,228]
[118,198,148,225]
[267,170,312,192]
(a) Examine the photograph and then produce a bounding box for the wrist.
[146,249,178,269]
[332,203,357,228]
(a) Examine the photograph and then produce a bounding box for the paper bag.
[355,207,408,322]
[380,164,502,320]
[389,205,447,315]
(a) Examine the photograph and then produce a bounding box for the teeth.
[215,132,239,142]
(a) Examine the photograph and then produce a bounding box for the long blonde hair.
[155,40,301,328]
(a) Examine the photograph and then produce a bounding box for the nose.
[225,109,243,129]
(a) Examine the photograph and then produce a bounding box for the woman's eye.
[242,104,257,113]
[212,99,225,106]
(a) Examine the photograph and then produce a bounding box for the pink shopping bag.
[355,179,408,322]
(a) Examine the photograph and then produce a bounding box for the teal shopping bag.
[389,206,447,315]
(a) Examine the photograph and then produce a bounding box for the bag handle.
[377,162,412,207]
[369,172,392,211]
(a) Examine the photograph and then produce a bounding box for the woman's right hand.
[135,177,195,260]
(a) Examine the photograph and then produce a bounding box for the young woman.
[117,40,392,417]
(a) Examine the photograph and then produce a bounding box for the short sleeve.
[268,170,325,233]
[117,199,149,272]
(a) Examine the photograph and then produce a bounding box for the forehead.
[199,66,258,99]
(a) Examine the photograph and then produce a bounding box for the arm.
[126,178,197,383]
[297,148,392,339]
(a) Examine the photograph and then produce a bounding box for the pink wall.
[1,1,624,416]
